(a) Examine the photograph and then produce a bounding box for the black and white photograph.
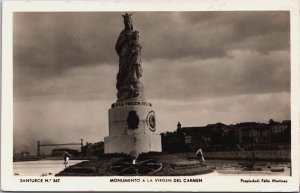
[1,0,299,192]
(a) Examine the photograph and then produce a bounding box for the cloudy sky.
[13,12,290,154]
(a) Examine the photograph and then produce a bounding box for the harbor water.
[14,160,85,176]
[204,159,291,176]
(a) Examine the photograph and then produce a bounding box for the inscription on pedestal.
[111,101,152,108]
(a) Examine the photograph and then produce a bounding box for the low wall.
[204,150,290,161]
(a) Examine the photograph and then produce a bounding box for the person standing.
[196,148,205,166]
[63,151,70,168]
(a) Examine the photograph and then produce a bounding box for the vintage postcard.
[1,0,299,192]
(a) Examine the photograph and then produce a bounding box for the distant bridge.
[37,139,83,157]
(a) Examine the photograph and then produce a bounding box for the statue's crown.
[122,12,132,19]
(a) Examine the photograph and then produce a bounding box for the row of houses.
[161,120,291,152]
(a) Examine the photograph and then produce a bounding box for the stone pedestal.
[104,101,162,156]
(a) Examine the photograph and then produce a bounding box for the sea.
[204,159,291,176]
[13,160,85,176]
[13,159,291,176]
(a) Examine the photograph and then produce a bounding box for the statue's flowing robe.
[115,29,134,90]
[129,40,142,79]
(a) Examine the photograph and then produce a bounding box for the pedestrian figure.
[196,148,205,166]
[63,151,70,168]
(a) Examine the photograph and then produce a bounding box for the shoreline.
[13,149,290,163]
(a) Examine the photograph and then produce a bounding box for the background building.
[161,120,291,153]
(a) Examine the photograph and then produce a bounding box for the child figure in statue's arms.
[129,31,143,83]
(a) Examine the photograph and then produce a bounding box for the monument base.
[104,101,162,157]
[104,134,161,155]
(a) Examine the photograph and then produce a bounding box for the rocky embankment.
[204,150,290,161]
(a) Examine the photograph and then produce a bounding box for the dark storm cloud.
[137,12,289,61]
[13,12,121,99]
[14,11,289,75]
[14,12,120,76]
[13,11,290,101]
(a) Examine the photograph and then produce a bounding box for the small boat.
[271,167,284,172]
